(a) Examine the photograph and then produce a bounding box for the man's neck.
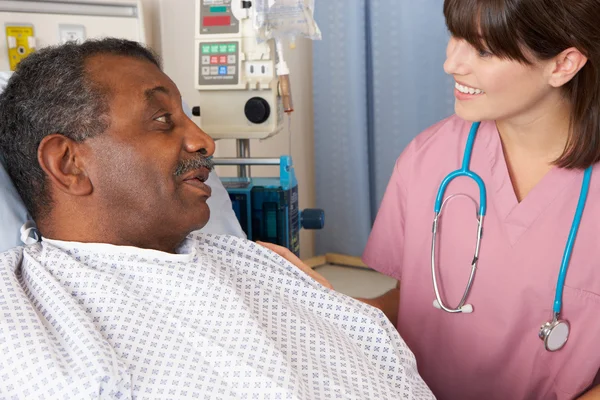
[39,207,188,254]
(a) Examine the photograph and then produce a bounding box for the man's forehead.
[85,53,177,98]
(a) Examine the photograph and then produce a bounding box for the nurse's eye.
[478,48,493,58]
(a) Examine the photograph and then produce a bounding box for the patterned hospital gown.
[0,233,434,399]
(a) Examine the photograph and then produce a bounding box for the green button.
[210,6,227,13]
[227,44,236,53]
[201,45,211,54]
[219,44,228,53]
[210,44,219,53]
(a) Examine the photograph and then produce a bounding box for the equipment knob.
[244,97,271,124]
[301,209,325,230]
[192,106,201,117]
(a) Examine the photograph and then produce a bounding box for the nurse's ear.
[547,47,588,88]
[37,134,93,197]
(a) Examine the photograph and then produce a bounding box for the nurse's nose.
[443,37,472,76]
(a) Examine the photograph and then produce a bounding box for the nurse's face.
[443,37,558,123]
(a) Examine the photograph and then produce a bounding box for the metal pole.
[236,139,251,178]
[212,158,281,166]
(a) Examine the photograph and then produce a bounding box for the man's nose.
[183,119,215,157]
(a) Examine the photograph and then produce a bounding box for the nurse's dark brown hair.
[444,0,600,169]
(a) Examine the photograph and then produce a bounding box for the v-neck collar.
[481,120,579,246]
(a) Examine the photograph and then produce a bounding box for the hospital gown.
[0,233,434,399]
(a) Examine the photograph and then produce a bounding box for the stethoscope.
[430,121,592,352]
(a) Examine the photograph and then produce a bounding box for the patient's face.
[83,54,215,249]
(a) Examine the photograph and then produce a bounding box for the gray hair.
[0,38,161,219]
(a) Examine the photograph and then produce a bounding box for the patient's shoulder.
[0,245,132,398]
[187,233,326,288]
[0,246,24,278]
[0,245,24,262]
[188,232,276,262]
[187,233,265,262]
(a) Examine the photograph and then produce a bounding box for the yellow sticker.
[6,25,35,71]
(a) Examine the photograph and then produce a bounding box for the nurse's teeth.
[455,82,484,95]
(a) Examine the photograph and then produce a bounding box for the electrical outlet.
[245,61,271,77]
[59,24,86,44]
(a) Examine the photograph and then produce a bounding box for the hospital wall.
[143,0,317,259]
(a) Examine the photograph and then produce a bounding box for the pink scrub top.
[363,115,600,400]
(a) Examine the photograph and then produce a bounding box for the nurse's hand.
[256,241,333,290]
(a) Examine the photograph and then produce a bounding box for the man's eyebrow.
[144,86,170,102]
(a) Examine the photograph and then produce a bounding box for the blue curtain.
[313,0,455,256]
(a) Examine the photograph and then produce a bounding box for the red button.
[219,56,227,64]
[210,56,219,64]
[203,16,231,27]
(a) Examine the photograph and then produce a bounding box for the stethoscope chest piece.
[539,318,569,352]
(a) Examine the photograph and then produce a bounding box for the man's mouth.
[182,167,212,197]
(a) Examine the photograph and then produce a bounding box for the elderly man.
[0,38,433,399]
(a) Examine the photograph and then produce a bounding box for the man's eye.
[155,114,172,124]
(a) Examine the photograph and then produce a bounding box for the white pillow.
[0,72,245,252]
[0,157,29,252]
[202,170,246,238]
[181,102,246,239]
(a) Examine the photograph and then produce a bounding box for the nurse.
[362,0,600,398]
[264,0,600,398]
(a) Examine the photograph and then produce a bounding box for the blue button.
[218,66,227,75]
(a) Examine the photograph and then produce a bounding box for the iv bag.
[253,0,321,42]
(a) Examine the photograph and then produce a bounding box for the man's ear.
[37,134,92,196]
